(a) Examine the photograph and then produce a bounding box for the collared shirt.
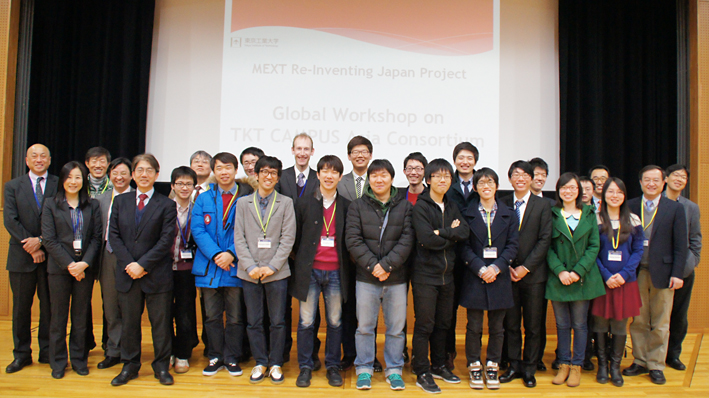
[28,171,48,196]
[295,167,309,184]
[136,188,155,207]
[323,192,337,210]
[218,184,237,196]
[105,188,130,241]
[67,201,84,242]
[459,176,473,195]
[256,190,275,220]
[534,191,544,198]
[513,190,531,223]
[478,201,498,225]
[642,195,660,211]
[592,196,602,212]
[191,181,211,201]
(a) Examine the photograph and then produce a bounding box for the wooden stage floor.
[0,321,706,397]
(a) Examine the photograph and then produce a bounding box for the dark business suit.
[4,173,58,362]
[41,198,102,372]
[500,193,552,375]
[109,190,177,373]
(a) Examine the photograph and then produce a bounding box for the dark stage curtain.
[559,0,680,198]
[26,0,155,176]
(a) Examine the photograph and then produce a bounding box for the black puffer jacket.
[411,191,470,285]
[345,186,414,286]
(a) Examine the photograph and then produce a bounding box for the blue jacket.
[191,182,253,287]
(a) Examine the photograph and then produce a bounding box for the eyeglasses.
[88,158,108,166]
[259,169,279,178]
[242,160,257,167]
[134,167,156,176]
[191,158,210,165]
[173,182,194,189]
[510,172,530,179]
[405,166,424,173]
[592,176,608,183]
[431,174,452,181]
[669,172,688,181]
[560,185,578,192]
[642,178,662,184]
[350,150,370,157]
[476,180,496,188]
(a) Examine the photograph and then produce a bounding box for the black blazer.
[290,190,351,302]
[4,174,58,272]
[276,166,319,206]
[41,198,103,276]
[500,193,553,285]
[628,196,688,289]
[108,190,177,294]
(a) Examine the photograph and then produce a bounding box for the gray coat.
[339,172,369,202]
[234,191,296,283]
[678,195,702,278]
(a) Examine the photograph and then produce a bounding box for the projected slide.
[219,0,500,182]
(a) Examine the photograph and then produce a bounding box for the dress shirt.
[29,171,48,196]
[295,167,310,184]
[642,195,660,211]
[136,187,155,207]
[323,192,337,210]
[512,190,531,223]
[459,176,473,194]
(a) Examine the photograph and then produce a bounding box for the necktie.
[194,185,202,200]
[297,173,305,188]
[515,200,524,223]
[462,181,471,199]
[646,200,655,212]
[356,176,363,198]
[35,176,44,209]
[138,194,148,211]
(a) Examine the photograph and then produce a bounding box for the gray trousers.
[99,248,122,358]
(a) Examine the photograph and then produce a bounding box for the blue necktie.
[515,200,524,223]
[35,177,44,209]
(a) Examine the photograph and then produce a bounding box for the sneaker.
[203,358,224,376]
[174,358,189,374]
[296,368,312,387]
[416,372,441,394]
[269,365,284,384]
[387,373,406,390]
[432,366,461,384]
[468,361,484,390]
[326,367,343,387]
[485,361,500,390]
[249,365,267,384]
[356,373,372,390]
[226,362,242,376]
[169,355,175,368]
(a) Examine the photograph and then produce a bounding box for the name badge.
[608,251,622,262]
[643,239,649,247]
[321,236,335,247]
[73,240,82,250]
[180,250,193,260]
[258,238,272,249]
[483,247,498,259]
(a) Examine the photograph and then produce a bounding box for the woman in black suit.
[41,161,102,379]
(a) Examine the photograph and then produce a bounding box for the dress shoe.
[522,373,536,387]
[499,360,509,371]
[296,368,312,388]
[97,356,121,369]
[313,357,322,371]
[582,358,595,371]
[339,355,355,371]
[499,368,521,383]
[51,369,65,379]
[72,366,89,376]
[5,358,32,373]
[666,358,686,371]
[537,360,547,371]
[550,359,559,370]
[327,367,343,387]
[622,363,648,376]
[373,358,383,372]
[649,370,666,385]
[155,370,174,385]
[111,369,139,386]
[38,355,49,364]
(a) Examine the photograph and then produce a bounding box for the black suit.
[3,173,58,362]
[500,193,552,375]
[108,190,177,373]
[41,198,102,372]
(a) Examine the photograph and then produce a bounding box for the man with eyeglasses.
[589,165,611,212]
[624,165,687,385]
[189,151,214,202]
[240,147,265,179]
[397,152,428,206]
[663,164,701,372]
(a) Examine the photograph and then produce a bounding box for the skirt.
[591,280,642,320]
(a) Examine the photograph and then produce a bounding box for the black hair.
[171,166,197,185]
[579,175,595,190]
[554,172,583,209]
[347,136,373,154]
[473,167,499,188]
[255,156,283,177]
[239,147,264,164]
[452,142,479,163]
[424,159,454,183]
[507,160,533,179]
[666,164,689,178]
[367,159,395,179]
[316,155,344,174]
[588,164,610,177]
[56,161,90,209]
[210,152,239,171]
[108,157,132,173]
[403,152,428,170]
[528,157,549,175]
[84,146,111,163]
[638,165,665,181]
[598,177,633,245]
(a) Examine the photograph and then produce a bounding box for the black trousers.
[667,271,696,361]
[504,281,546,374]
[172,270,198,360]
[341,271,357,358]
[48,273,93,372]
[412,282,455,374]
[118,282,172,373]
[466,308,506,365]
[9,264,50,361]
[202,286,244,363]
[446,262,466,354]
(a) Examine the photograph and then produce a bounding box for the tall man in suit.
[589,165,611,212]
[624,165,687,385]
[498,161,552,388]
[4,144,57,373]
[108,154,177,386]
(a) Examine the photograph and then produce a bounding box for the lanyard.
[642,207,657,230]
[176,204,192,248]
[611,226,621,250]
[222,186,239,225]
[561,209,582,237]
[298,179,307,198]
[484,208,493,247]
[253,192,277,238]
[70,207,82,238]
[323,203,337,237]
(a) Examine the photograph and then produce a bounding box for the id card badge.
[483,247,498,259]
[608,250,622,262]
[180,250,193,260]
[258,238,272,249]
[321,236,335,247]
[73,240,82,251]
[643,239,649,247]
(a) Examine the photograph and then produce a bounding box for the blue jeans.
[354,281,407,377]
[242,278,288,367]
[552,300,590,366]
[297,269,342,370]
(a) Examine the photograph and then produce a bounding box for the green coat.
[545,205,605,302]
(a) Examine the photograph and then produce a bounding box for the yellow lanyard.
[642,207,657,230]
[611,226,621,250]
[253,191,277,238]
[561,209,582,237]
[323,203,337,237]
[484,209,492,247]
[221,186,239,225]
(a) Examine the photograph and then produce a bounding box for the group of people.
[3,134,700,394]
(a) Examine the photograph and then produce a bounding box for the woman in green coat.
[546,173,604,387]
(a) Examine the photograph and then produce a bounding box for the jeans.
[202,286,244,363]
[411,282,455,374]
[354,281,407,377]
[243,278,288,367]
[552,300,590,366]
[298,269,342,370]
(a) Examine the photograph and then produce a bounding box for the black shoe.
[431,366,460,383]
[550,359,559,371]
[283,352,290,363]
[403,349,410,364]
[522,373,537,387]
[622,363,649,376]
[373,358,383,372]
[327,367,343,387]
[445,351,456,371]
[666,358,686,371]
[416,372,441,394]
[499,368,521,383]
[98,356,121,369]
[72,366,89,376]
[582,358,595,371]
[313,357,322,371]
[649,370,666,385]
[340,355,355,371]
[296,368,312,388]
[38,356,49,364]
[155,370,174,385]
[111,369,139,386]
[499,360,509,371]
[5,358,32,374]
[51,369,65,379]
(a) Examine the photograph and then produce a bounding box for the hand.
[214,252,235,271]
[451,219,461,228]
[67,261,88,277]
[125,262,146,279]
[509,266,520,282]
[669,277,684,290]
[558,271,574,285]
[259,267,275,279]
[481,267,497,283]
[569,272,580,283]
[372,264,387,279]
[21,237,41,254]
[433,230,440,235]
[74,271,85,282]
[30,250,45,263]
[378,272,390,282]
[514,266,529,280]
[249,268,261,279]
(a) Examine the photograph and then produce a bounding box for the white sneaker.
[468,361,484,390]
[250,365,267,384]
[174,358,189,374]
[269,365,285,384]
[485,361,500,390]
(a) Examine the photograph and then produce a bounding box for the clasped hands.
[248,266,275,280]
[372,263,390,282]
[68,261,89,281]
[605,273,626,289]
[22,237,44,263]
[558,270,580,285]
